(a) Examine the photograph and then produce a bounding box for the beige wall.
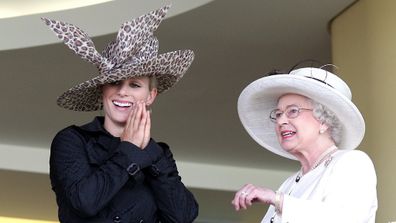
[331,0,396,222]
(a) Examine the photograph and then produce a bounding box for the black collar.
[79,116,109,134]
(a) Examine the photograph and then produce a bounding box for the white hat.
[237,67,365,160]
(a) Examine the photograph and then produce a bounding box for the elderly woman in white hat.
[232,66,377,223]
[44,6,198,223]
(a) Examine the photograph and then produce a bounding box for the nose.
[276,112,289,125]
[117,82,129,96]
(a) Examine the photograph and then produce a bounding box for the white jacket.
[261,150,377,223]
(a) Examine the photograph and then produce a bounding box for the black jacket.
[50,117,198,223]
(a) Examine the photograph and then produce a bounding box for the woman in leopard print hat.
[45,5,198,223]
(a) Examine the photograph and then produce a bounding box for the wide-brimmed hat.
[42,5,194,111]
[237,67,365,160]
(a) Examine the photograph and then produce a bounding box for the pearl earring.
[319,129,325,134]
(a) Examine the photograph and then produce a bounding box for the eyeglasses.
[269,106,313,123]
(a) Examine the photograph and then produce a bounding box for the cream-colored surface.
[0,0,213,50]
[331,0,396,222]
[0,217,57,223]
[0,0,112,19]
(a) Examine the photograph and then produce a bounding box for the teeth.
[113,101,132,107]
[281,131,295,136]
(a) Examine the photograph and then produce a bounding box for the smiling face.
[102,76,157,130]
[275,94,323,155]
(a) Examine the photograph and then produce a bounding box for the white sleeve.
[281,150,377,223]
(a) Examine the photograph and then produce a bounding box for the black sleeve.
[143,140,199,223]
[50,127,162,217]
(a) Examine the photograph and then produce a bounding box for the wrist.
[274,191,283,214]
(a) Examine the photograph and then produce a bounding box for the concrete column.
[331,0,396,222]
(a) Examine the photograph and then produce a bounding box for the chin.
[280,142,297,152]
[106,113,128,126]
[115,117,128,125]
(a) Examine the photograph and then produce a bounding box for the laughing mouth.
[113,100,132,108]
[281,130,296,138]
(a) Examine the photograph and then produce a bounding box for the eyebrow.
[276,104,301,110]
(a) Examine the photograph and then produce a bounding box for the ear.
[146,88,158,106]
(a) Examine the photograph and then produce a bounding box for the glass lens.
[270,109,280,121]
[286,106,300,118]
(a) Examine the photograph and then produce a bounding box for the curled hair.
[308,99,342,145]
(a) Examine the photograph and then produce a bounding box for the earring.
[319,129,325,134]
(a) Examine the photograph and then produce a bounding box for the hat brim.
[237,74,365,160]
[57,50,194,111]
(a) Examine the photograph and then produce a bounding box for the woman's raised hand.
[232,184,276,211]
[120,101,151,149]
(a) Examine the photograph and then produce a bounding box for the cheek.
[141,90,153,100]
[101,92,110,103]
[101,87,113,99]
[101,98,111,113]
[101,88,114,108]
[275,126,285,143]
[296,121,319,138]
[275,125,281,137]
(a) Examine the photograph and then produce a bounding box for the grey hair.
[308,99,342,145]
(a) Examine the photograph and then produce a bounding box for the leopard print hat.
[42,5,194,111]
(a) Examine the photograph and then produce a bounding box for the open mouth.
[281,130,296,138]
[112,100,132,108]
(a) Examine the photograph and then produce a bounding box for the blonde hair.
[149,76,158,91]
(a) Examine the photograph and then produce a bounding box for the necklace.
[295,145,338,183]
[270,145,338,223]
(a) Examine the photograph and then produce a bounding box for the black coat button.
[150,165,160,177]
[113,216,121,223]
[126,163,140,176]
